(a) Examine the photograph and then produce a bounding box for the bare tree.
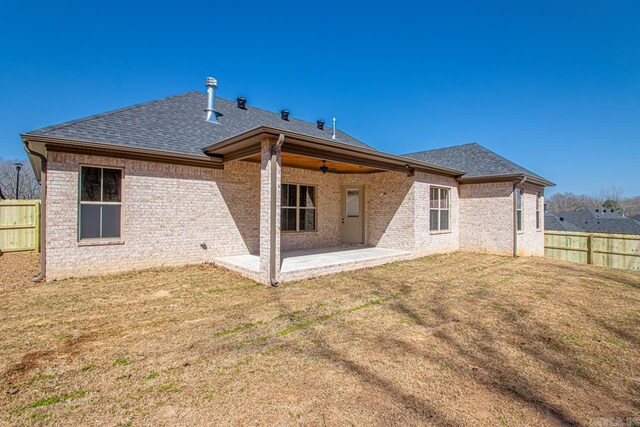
[546,185,640,215]
[546,192,593,212]
[598,185,624,211]
[0,158,40,200]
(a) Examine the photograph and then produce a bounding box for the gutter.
[513,176,527,257]
[21,134,224,168]
[269,134,285,286]
[23,141,47,282]
[458,173,554,188]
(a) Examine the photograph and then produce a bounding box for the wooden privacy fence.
[545,230,640,271]
[0,200,41,253]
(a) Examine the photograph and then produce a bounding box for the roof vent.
[237,97,247,109]
[317,120,324,130]
[332,117,336,140]
[281,109,289,121]
[205,77,219,124]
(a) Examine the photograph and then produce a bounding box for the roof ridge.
[215,97,360,141]
[468,144,522,174]
[28,91,200,135]
[402,142,479,156]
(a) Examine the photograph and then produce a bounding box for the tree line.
[546,185,640,217]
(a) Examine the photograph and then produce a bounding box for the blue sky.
[1,0,638,196]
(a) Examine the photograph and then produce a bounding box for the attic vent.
[237,97,247,109]
[281,110,289,121]
[317,120,324,130]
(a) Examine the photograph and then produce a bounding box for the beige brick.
[44,151,543,281]
[459,182,514,254]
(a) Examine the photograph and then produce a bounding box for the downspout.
[23,141,46,282]
[270,134,285,286]
[513,176,527,258]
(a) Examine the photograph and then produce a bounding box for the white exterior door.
[342,186,363,243]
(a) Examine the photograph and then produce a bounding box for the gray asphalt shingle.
[25,92,552,186]
[545,209,640,234]
[27,91,370,157]
[402,143,550,183]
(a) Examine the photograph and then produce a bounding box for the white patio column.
[259,136,282,285]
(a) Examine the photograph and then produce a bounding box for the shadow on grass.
[268,285,461,426]
[381,285,584,425]
[269,269,596,426]
[550,262,640,290]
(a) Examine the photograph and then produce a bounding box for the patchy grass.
[1,251,639,425]
[28,374,55,385]
[214,321,261,337]
[14,390,87,415]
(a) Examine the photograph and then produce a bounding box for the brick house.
[22,78,553,285]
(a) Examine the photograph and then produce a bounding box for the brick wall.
[279,167,418,252]
[280,167,342,251]
[459,182,514,255]
[45,152,260,279]
[45,150,542,280]
[413,172,460,256]
[459,181,545,256]
[516,184,545,256]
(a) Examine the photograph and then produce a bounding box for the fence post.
[34,201,41,253]
[587,234,594,265]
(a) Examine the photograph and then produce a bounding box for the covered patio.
[213,246,413,283]
[204,127,462,285]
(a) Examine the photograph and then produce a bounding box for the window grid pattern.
[536,192,542,229]
[429,187,450,231]
[516,188,523,231]
[281,184,317,232]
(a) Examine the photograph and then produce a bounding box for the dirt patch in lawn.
[1,251,639,426]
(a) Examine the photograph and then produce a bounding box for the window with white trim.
[536,192,542,229]
[79,166,122,240]
[281,184,316,232]
[516,188,523,231]
[429,187,450,231]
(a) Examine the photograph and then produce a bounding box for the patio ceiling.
[203,126,465,177]
[243,152,382,174]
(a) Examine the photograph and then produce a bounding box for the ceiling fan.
[319,160,337,174]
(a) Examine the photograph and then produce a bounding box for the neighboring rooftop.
[24,91,371,157]
[403,143,552,185]
[545,209,640,235]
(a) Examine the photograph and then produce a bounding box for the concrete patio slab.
[213,246,413,283]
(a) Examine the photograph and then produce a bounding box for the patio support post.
[259,136,282,285]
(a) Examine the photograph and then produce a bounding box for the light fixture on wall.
[320,160,329,174]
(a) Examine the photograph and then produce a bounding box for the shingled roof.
[23,90,552,186]
[25,91,370,157]
[545,209,640,234]
[402,143,553,185]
